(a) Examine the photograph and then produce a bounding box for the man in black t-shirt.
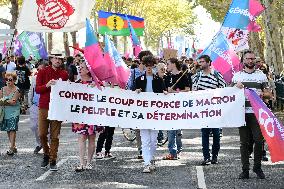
[16,56,31,113]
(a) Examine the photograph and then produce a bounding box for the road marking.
[196,166,207,189]
[36,157,69,181]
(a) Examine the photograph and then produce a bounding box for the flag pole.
[170,69,189,90]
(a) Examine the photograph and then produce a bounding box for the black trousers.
[96,126,115,153]
[239,114,263,171]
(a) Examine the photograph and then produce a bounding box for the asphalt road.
[0,114,283,189]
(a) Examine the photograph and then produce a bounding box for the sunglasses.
[6,78,14,82]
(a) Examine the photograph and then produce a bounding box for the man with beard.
[192,55,226,165]
[232,50,271,179]
[36,53,68,171]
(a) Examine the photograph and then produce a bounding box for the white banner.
[16,0,95,32]
[48,81,246,130]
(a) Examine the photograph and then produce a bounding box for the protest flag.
[13,35,22,56]
[126,16,142,58]
[17,0,95,32]
[245,89,284,163]
[98,10,144,36]
[18,32,48,60]
[198,32,240,83]
[104,34,130,89]
[1,41,7,56]
[84,18,111,83]
[221,0,264,52]
[103,34,118,84]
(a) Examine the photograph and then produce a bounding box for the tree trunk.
[63,32,70,57]
[10,0,19,29]
[70,31,77,46]
[47,33,53,54]
[249,32,264,59]
[262,0,283,75]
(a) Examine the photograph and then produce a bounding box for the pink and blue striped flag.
[84,18,109,81]
[222,0,264,32]
[104,34,130,89]
[245,89,284,163]
[103,34,118,84]
[126,16,142,58]
[199,32,240,83]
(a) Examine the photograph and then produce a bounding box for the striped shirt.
[192,69,226,91]
[232,70,268,113]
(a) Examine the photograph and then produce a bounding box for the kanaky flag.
[198,32,241,83]
[126,16,142,58]
[98,10,144,36]
[17,0,95,32]
[104,34,130,89]
[245,89,284,163]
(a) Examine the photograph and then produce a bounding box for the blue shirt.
[145,76,153,92]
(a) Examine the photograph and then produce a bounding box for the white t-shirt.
[4,61,16,72]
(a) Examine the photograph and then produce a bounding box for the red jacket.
[36,66,68,109]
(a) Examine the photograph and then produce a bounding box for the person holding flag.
[232,50,272,179]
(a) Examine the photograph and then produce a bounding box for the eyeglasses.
[198,60,206,64]
[245,58,256,61]
[6,78,13,82]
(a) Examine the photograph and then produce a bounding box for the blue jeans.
[201,128,220,160]
[176,130,182,152]
[168,130,183,157]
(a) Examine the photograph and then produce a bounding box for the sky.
[0,5,221,55]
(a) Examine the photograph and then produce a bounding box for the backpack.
[195,70,220,89]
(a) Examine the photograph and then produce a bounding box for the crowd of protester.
[0,49,283,179]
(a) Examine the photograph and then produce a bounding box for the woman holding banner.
[72,61,104,172]
[135,55,167,173]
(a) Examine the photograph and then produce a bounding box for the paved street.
[0,114,284,189]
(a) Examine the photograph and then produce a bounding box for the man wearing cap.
[135,54,167,173]
[36,53,68,171]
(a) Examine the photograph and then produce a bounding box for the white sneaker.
[96,152,104,159]
[85,163,93,170]
[150,160,156,171]
[143,165,151,173]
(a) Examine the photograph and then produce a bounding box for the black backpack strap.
[213,70,220,88]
